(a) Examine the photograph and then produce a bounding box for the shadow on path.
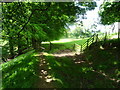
[35,49,119,88]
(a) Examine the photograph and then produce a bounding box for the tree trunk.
[32,37,37,49]
[118,29,120,40]
[104,32,107,41]
[9,37,14,59]
[49,41,52,50]
[118,22,120,40]
[18,34,22,55]
[26,37,29,48]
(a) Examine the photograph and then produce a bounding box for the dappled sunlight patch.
[91,69,119,83]
[53,52,75,57]
[28,62,34,65]
[39,58,46,67]
[41,69,47,76]
[38,38,119,88]
[39,68,55,83]
[52,49,75,57]
[75,60,85,64]
[113,61,118,65]
[45,75,56,83]
[36,53,57,88]
[45,78,53,83]
[100,46,104,50]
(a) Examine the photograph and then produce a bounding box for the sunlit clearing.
[42,38,82,44]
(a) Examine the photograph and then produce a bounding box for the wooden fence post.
[87,40,89,48]
[49,41,52,50]
[118,29,120,40]
[96,34,98,42]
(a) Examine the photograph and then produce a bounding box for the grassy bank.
[1,50,40,88]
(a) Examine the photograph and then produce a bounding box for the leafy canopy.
[99,1,120,25]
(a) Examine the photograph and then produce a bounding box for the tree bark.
[49,41,52,50]
[118,22,120,40]
[9,37,14,59]
[26,37,29,48]
[18,34,22,55]
[118,29,120,40]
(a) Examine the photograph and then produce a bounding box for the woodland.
[0,1,120,88]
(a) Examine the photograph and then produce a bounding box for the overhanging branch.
[17,3,51,35]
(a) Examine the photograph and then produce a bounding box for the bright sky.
[69,0,118,33]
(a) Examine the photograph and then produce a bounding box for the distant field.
[41,38,87,53]
[42,38,86,44]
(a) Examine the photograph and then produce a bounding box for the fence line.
[73,32,111,54]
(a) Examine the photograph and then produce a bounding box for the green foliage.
[2,2,97,58]
[70,28,93,38]
[1,50,40,88]
[99,1,120,25]
[1,38,119,88]
[72,27,84,38]
[31,24,48,41]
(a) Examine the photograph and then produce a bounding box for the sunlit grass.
[42,38,87,53]
[1,50,40,88]
[42,38,85,44]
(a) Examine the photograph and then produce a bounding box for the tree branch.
[17,3,51,35]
